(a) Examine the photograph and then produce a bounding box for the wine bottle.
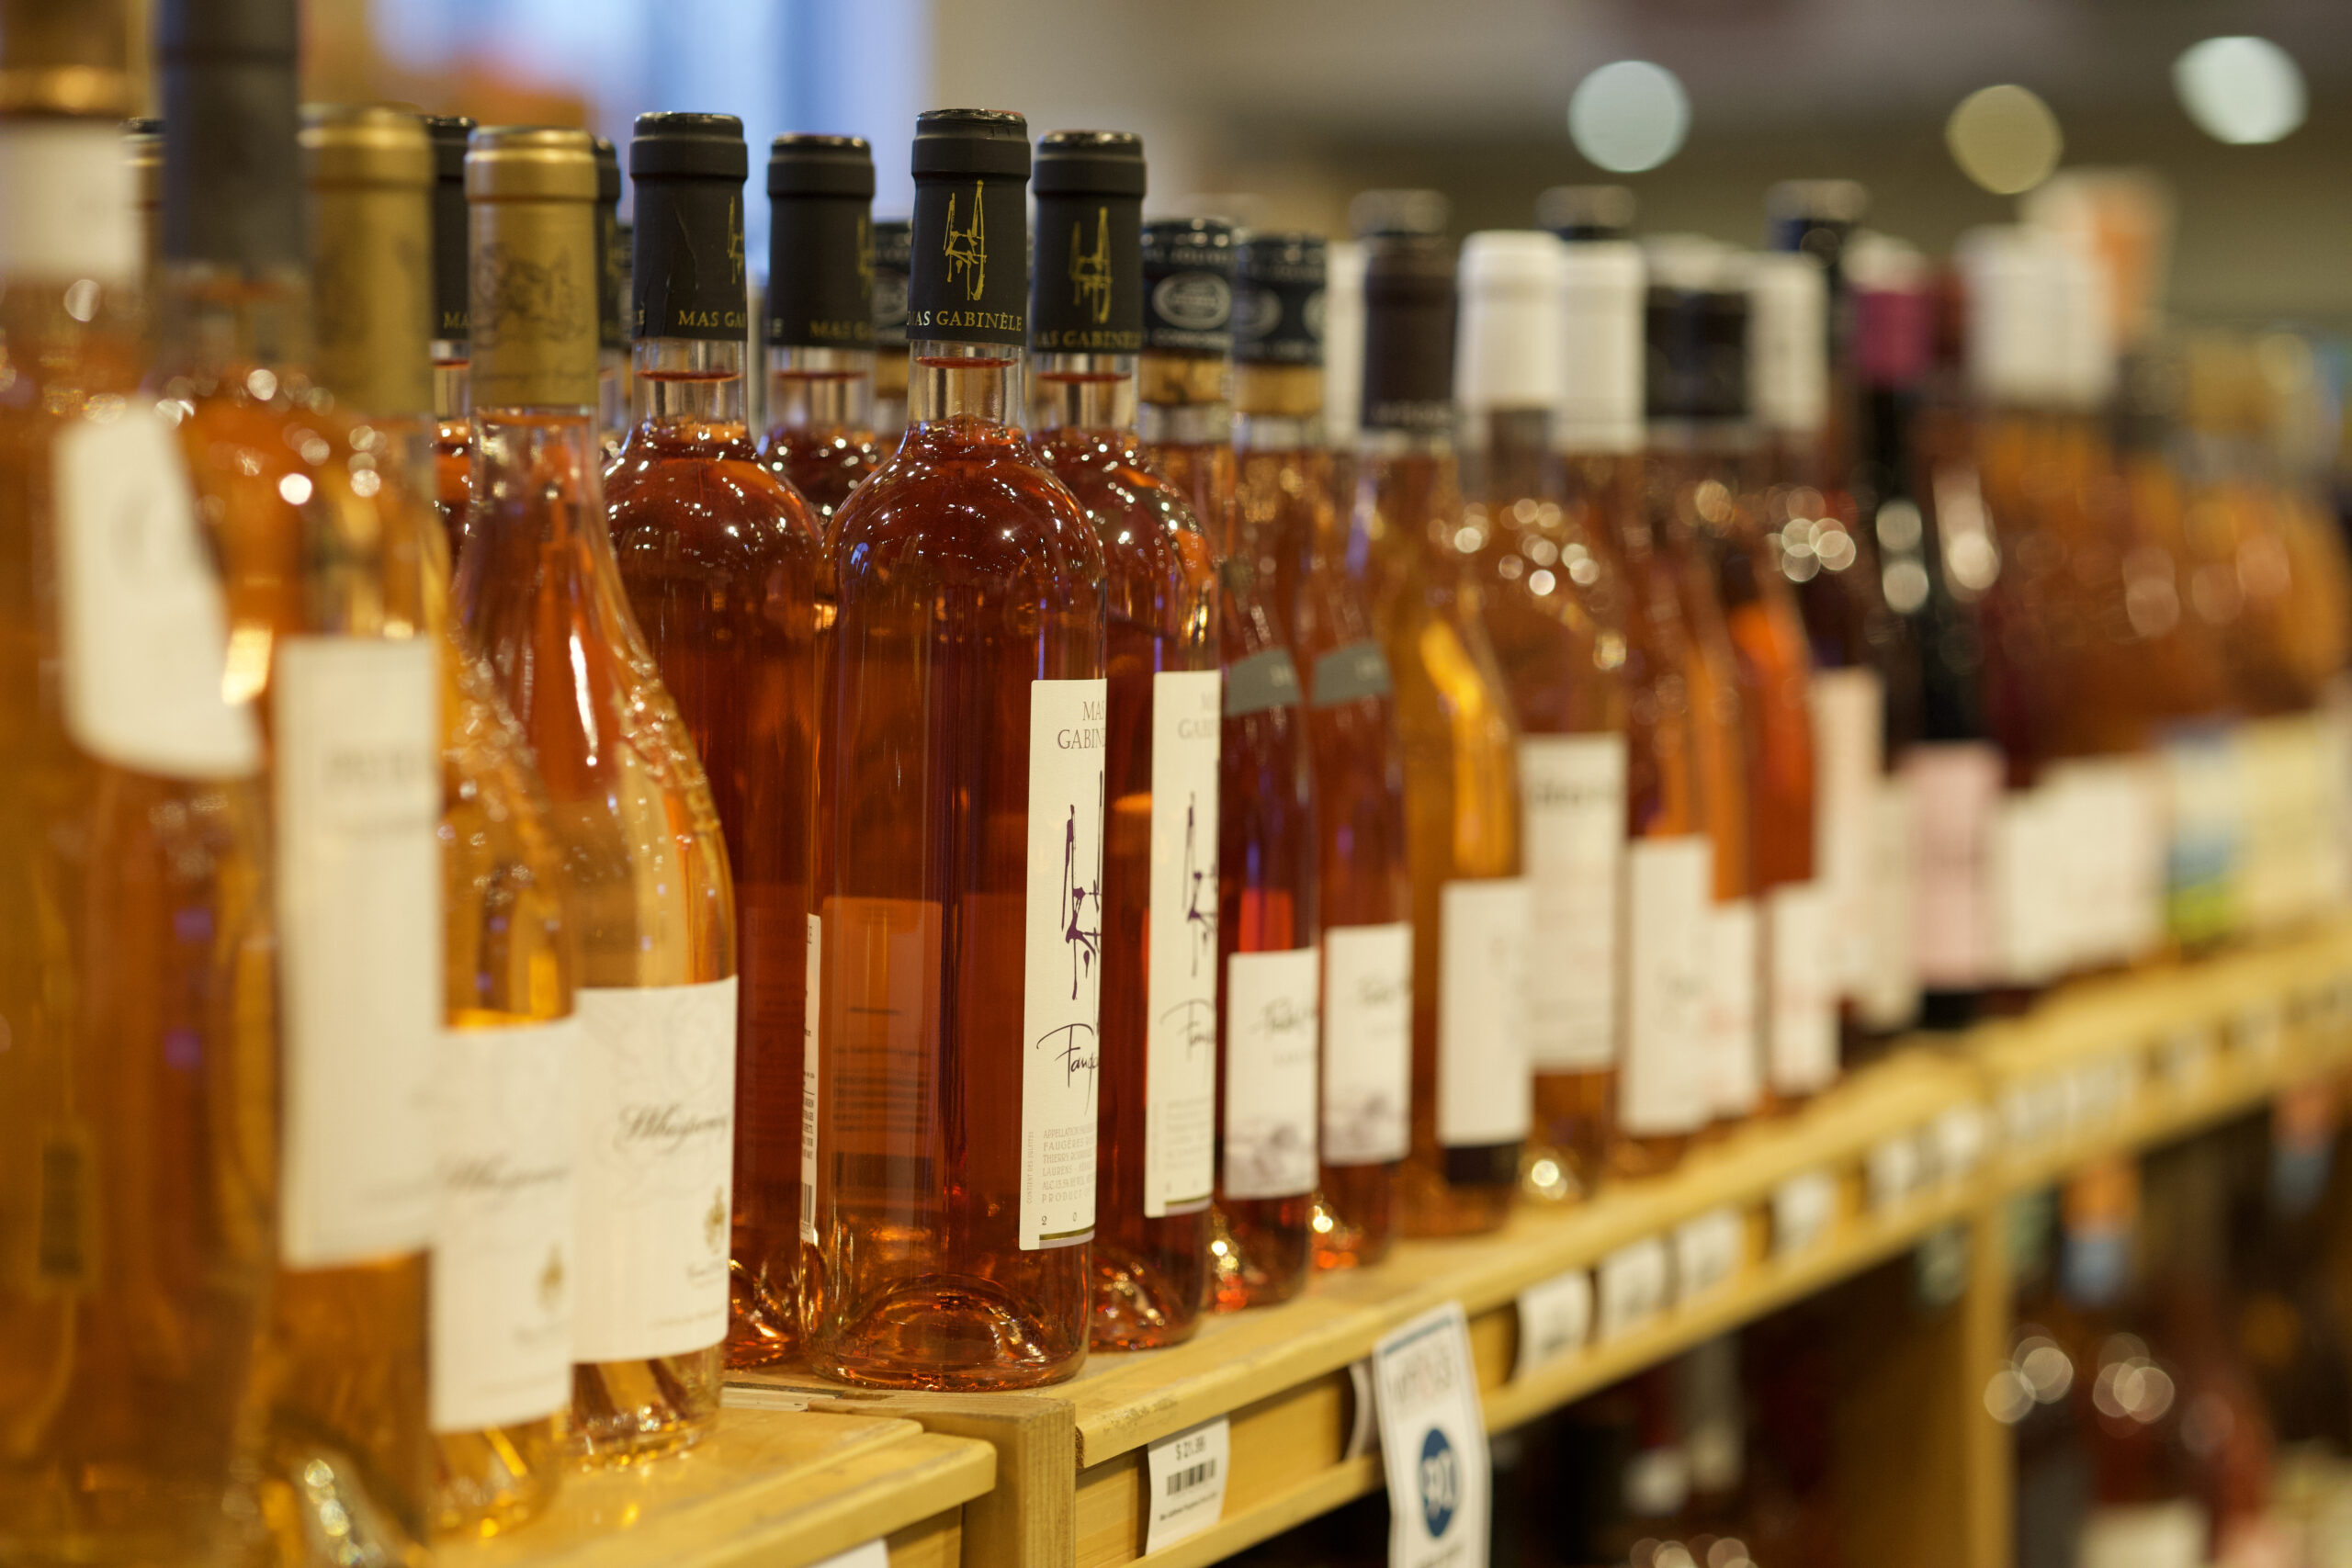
[426,114,475,553]
[454,126,739,1457]
[761,133,884,527]
[1233,231,1412,1269]
[870,217,912,442]
[592,136,628,460]
[809,109,1106,1387]
[1026,131,1220,1347]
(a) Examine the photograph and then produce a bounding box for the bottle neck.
[433,338,470,422]
[1233,363,1326,453]
[909,339,1023,432]
[1462,405,1558,502]
[1029,352,1138,435]
[468,404,616,570]
[629,337,748,431]
[156,263,313,388]
[766,344,875,434]
[1138,350,1231,447]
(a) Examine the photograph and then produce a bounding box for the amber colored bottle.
[592,137,629,461]
[426,114,475,554]
[1353,233,1529,1238]
[1234,231,1412,1269]
[1573,242,1711,1180]
[809,110,1105,1388]
[761,133,884,528]
[1027,135,1221,1346]
[604,116,817,1375]
[870,218,912,442]
[303,104,580,1538]
[1141,217,1319,1309]
[456,127,738,1459]
[0,43,273,1565]
[1458,231,1632,1201]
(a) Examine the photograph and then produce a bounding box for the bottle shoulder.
[831,428,1107,584]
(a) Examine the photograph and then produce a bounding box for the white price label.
[2235,1004,2286,1058]
[1597,1238,1669,1340]
[2066,1057,2135,1131]
[1672,1207,1743,1303]
[806,1543,888,1568]
[1931,1104,1991,1187]
[1344,1359,1378,1460]
[1772,1170,1838,1258]
[1512,1270,1592,1379]
[1145,1416,1231,1553]
[1866,1135,1922,1213]
[1372,1303,1490,1568]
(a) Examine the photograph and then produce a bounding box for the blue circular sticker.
[1418,1427,1459,1539]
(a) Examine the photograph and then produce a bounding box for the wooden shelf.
[440,1405,995,1568]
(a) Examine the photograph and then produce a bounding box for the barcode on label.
[1144,1416,1232,1552]
[1166,1459,1217,1495]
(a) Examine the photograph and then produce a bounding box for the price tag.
[1512,1269,1592,1378]
[1672,1206,1743,1303]
[1771,1170,1837,1258]
[719,1385,810,1413]
[2236,1003,2286,1058]
[1343,1359,1378,1460]
[1372,1303,1491,1568]
[1867,1134,1922,1213]
[2159,1026,2216,1088]
[1145,1416,1231,1552]
[2067,1057,2134,1129]
[808,1543,888,1568]
[1931,1103,1991,1187]
[1597,1237,1669,1341]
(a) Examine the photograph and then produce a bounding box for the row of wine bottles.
[10,2,2352,1562]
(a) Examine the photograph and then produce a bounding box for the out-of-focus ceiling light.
[1568,61,1690,175]
[1945,85,2064,196]
[2174,36,2306,145]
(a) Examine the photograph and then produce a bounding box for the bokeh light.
[2174,36,2306,145]
[1945,85,2064,196]
[1567,61,1690,175]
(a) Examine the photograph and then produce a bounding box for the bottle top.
[872,216,910,348]
[465,126,600,409]
[629,112,748,344]
[1851,243,1933,393]
[1349,186,1447,240]
[1360,232,1455,434]
[1141,216,1233,358]
[2051,240,2118,412]
[767,131,873,197]
[591,134,624,350]
[1321,238,1366,442]
[593,132,619,204]
[1645,246,1748,424]
[1744,250,1827,435]
[1535,183,1634,243]
[1957,224,2069,409]
[1233,231,1325,368]
[907,107,1028,349]
[766,134,873,350]
[1032,127,1145,197]
[1030,130,1144,355]
[0,0,131,116]
[301,105,433,418]
[1455,230,1567,413]
[126,114,164,215]
[158,0,300,273]
[1558,240,1645,451]
[424,115,473,342]
[1764,177,1868,280]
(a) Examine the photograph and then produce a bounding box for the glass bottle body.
[454,400,736,1459]
[1033,359,1219,1348]
[810,344,1106,1388]
[761,344,883,533]
[605,339,818,1373]
[0,277,275,1566]
[434,337,470,557]
[1467,414,1632,1200]
[1354,437,1524,1238]
[1235,411,1410,1271]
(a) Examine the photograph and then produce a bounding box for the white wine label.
[2161,723,2245,944]
[1856,775,1919,1032]
[0,120,137,282]
[1519,734,1626,1072]
[1994,784,2069,987]
[800,914,820,1245]
[1438,878,1533,1148]
[570,977,738,1363]
[53,409,261,780]
[1221,946,1320,1200]
[1372,1303,1492,1568]
[1146,669,1221,1217]
[1021,677,1108,1249]
[1703,897,1759,1120]
[275,637,440,1269]
[1766,881,1836,1097]
[1905,741,2003,989]
[1622,837,1712,1136]
[1321,921,1412,1166]
[1809,668,1883,997]
[432,1017,578,1434]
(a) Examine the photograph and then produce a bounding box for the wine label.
[1223,647,1302,717]
[1704,897,1760,1119]
[1437,878,1533,1148]
[570,978,738,1363]
[1233,235,1327,368]
[872,220,911,348]
[1904,741,2003,989]
[433,1017,578,1434]
[632,176,749,342]
[800,914,820,1245]
[0,120,136,282]
[1622,836,1712,1136]
[1309,640,1394,707]
[2160,722,2243,946]
[1220,946,1320,1200]
[1766,882,1836,1097]
[274,638,440,1270]
[1857,775,1920,1032]
[1020,677,1108,1250]
[1146,670,1221,1217]
[767,186,874,349]
[1032,189,1146,355]
[1519,734,1626,1073]
[910,170,1028,348]
[1993,784,2069,987]
[1142,220,1234,356]
[2235,717,2331,935]
[1809,668,1883,998]
[53,410,260,780]
[1321,921,1412,1166]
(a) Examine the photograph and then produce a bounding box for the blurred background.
[269,0,2352,332]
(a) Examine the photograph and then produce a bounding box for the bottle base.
[814,1276,1086,1391]
[434,1416,566,1540]
[571,1350,723,1467]
[1396,1155,1516,1239]
[1207,1202,1311,1311]
[1310,1190,1394,1270]
[1090,1239,1205,1350]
